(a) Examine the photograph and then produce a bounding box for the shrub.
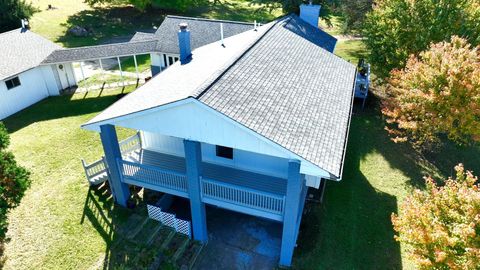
[0,123,30,265]
[382,36,480,147]
[392,164,480,269]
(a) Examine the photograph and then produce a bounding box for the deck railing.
[118,159,188,193]
[81,157,109,185]
[201,178,285,215]
[119,132,141,156]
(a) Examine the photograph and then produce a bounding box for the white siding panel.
[0,68,51,119]
[39,65,60,96]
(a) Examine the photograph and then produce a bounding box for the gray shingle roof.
[41,40,158,64]
[199,15,353,178]
[41,16,254,64]
[154,15,255,54]
[129,31,157,42]
[83,15,354,179]
[0,28,61,80]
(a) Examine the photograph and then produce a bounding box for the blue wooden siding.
[142,131,290,179]
[130,149,288,195]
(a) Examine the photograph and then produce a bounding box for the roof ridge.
[193,17,286,99]
[0,27,25,36]
[49,39,158,52]
[165,15,255,25]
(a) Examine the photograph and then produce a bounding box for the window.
[174,57,179,62]
[168,56,174,66]
[216,145,233,159]
[5,76,21,90]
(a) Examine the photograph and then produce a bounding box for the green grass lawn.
[29,0,283,47]
[120,54,151,73]
[294,103,480,269]
[77,73,125,88]
[334,39,369,64]
[4,88,479,269]
[2,87,138,270]
[7,3,479,270]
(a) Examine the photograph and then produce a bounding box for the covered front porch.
[87,125,309,267]
[122,148,290,221]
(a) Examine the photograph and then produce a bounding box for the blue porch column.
[279,160,302,267]
[184,140,208,243]
[100,124,130,207]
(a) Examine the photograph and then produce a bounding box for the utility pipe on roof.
[220,23,224,47]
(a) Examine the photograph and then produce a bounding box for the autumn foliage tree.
[392,164,480,269]
[382,36,480,147]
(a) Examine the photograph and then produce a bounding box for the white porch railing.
[118,159,189,194]
[82,157,109,186]
[119,132,141,156]
[201,178,285,215]
[81,133,141,186]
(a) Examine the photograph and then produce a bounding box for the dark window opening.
[168,56,174,66]
[216,145,233,159]
[174,57,179,62]
[163,54,167,67]
[5,77,21,90]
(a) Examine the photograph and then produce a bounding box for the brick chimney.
[178,23,191,64]
[299,2,321,28]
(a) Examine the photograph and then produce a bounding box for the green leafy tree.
[338,0,373,33]
[0,122,30,266]
[0,0,38,33]
[382,36,480,146]
[363,0,480,77]
[392,164,480,269]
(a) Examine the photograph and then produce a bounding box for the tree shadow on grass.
[2,91,125,133]
[185,0,281,22]
[294,110,404,269]
[294,96,480,269]
[81,184,163,269]
[56,2,281,48]
[56,6,166,47]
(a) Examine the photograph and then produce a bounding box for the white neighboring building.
[0,28,77,120]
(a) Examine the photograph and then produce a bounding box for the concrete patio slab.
[193,207,282,270]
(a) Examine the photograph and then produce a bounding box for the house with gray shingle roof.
[41,15,256,75]
[81,4,356,267]
[1,14,256,120]
[0,28,78,119]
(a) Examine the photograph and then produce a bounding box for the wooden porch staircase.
[81,132,141,186]
[121,213,204,270]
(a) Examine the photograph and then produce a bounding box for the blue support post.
[184,140,208,243]
[279,160,302,267]
[100,124,130,207]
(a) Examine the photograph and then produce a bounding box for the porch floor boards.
[125,149,287,196]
